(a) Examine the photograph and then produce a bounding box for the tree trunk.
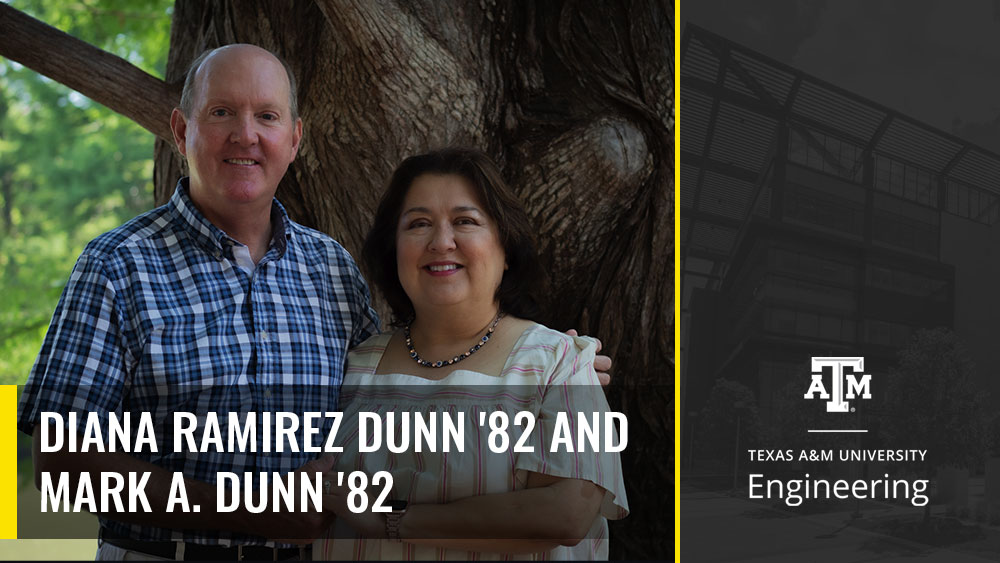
[1,0,673,557]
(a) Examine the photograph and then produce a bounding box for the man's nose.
[428,224,456,252]
[229,114,259,145]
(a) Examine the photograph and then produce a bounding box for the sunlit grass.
[3,478,98,560]
[0,539,96,560]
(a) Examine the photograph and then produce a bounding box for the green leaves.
[0,0,171,383]
[12,0,173,76]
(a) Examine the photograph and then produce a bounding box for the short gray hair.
[178,45,299,120]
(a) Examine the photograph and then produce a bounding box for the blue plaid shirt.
[18,179,380,544]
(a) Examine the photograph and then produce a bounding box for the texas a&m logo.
[804,357,871,412]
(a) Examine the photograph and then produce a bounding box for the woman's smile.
[424,261,463,276]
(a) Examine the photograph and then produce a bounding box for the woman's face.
[396,173,507,315]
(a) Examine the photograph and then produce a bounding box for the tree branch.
[0,3,178,142]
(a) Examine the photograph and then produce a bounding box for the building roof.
[681,24,1000,306]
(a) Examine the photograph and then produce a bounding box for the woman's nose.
[428,224,456,252]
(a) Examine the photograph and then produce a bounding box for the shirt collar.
[168,177,292,260]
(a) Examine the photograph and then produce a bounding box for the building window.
[770,248,857,286]
[764,306,856,343]
[788,128,863,182]
[865,265,948,300]
[784,184,864,237]
[764,275,857,313]
[863,319,913,347]
[874,155,937,207]
[946,181,1000,225]
[871,194,939,256]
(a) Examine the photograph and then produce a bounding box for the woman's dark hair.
[363,147,546,325]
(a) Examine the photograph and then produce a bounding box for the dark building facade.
[681,25,1000,430]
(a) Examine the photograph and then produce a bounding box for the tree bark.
[0,0,673,557]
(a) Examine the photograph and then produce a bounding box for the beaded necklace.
[404,312,504,368]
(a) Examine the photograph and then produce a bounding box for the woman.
[318,148,628,559]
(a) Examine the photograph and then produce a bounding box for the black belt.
[99,528,309,561]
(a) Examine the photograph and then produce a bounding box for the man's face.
[170,46,302,213]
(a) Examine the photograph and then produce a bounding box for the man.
[19,44,371,560]
[18,44,611,560]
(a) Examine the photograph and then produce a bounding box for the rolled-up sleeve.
[17,253,128,436]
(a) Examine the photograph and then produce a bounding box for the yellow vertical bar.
[0,385,17,539]
[673,0,682,561]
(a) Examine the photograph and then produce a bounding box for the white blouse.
[317,323,629,560]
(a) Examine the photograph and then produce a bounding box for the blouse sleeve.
[512,331,629,520]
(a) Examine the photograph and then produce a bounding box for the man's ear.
[290,117,303,158]
[170,108,188,156]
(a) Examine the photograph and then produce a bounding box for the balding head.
[168,42,303,230]
[179,44,299,120]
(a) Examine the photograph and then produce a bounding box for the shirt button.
[260,330,269,342]
[264,389,272,399]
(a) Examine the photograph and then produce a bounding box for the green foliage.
[12,0,172,75]
[0,0,172,384]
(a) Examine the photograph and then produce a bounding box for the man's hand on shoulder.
[565,329,612,386]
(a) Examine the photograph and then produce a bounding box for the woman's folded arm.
[329,471,604,554]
